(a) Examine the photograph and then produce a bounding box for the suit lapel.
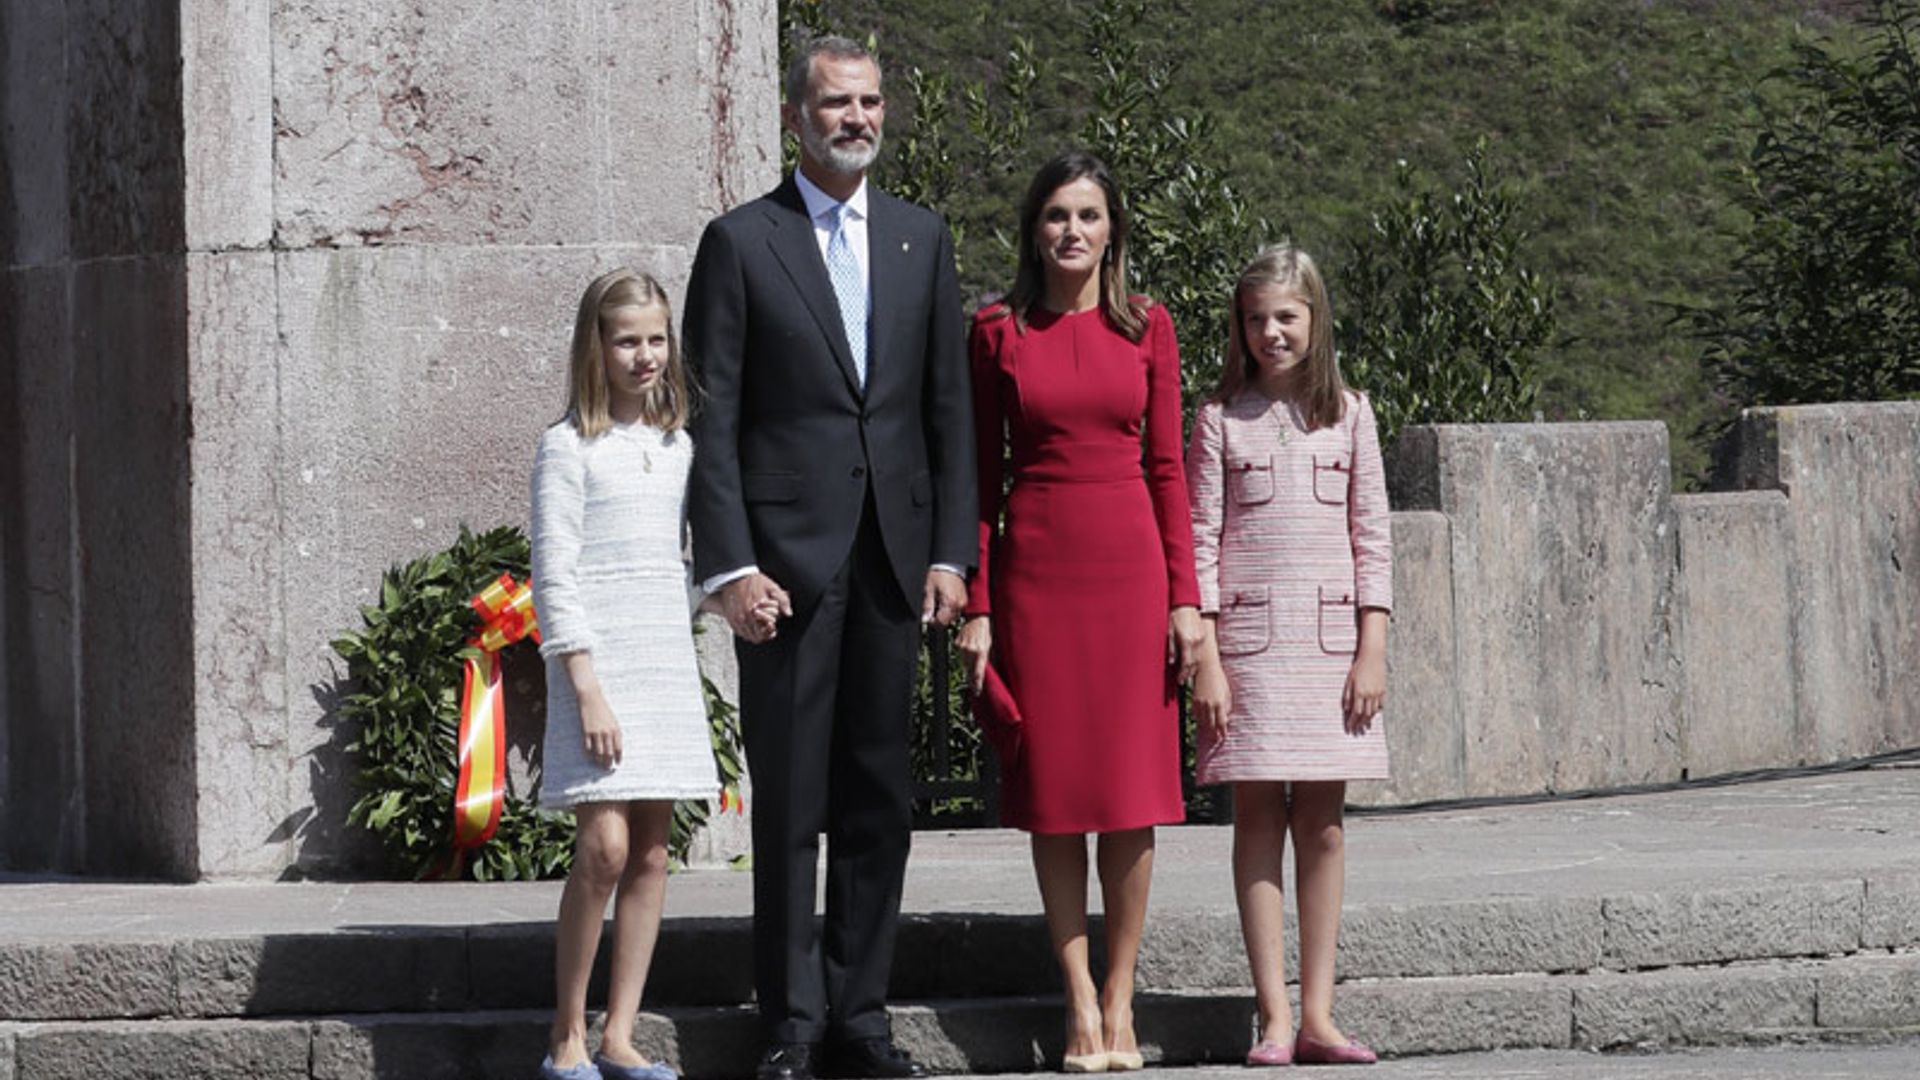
[762,180,865,399]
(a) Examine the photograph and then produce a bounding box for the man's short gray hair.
[784,35,875,105]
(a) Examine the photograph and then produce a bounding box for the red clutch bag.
[972,664,1024,766]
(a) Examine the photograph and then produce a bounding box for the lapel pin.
[902,240,911,252]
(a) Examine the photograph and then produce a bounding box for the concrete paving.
[4,765,1917,938]
[1021,1043,1920,1079]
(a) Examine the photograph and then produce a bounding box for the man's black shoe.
[757,1043,816,1080]
[823,1039,927,1080]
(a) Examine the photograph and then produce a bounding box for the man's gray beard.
[800,118,882,176]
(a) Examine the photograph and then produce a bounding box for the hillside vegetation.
[794,0,1869,483]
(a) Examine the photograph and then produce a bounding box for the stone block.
[1603,882,1863,970]
[1387,423,1684,797]
[1,267,82,871]
[181,1,272,250]
[892,914,1060,999]
[0,940,174,1021]
[17,1020,309,1080]
[1817,954,1920,1029]
[1573,963,1817,1048]
[185,252,293,878]
[271,1,734,249]
[1737,404,1920,758]
[72,255,197,879]
[1673,491,1801,776]
[174,930,467,1017]
[312,1012,551,1080]
[1864,870,1920,949]
[1353,511,1463,806]
[64,0,184,258]
[1134,910,1251,992]
[0,1024,13,1080]
[1341,896,1603,979]
[272,244,690,874]
[1335,974,1573,1054]
[2,0,71,264]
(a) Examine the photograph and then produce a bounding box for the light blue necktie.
[825,203,868,387]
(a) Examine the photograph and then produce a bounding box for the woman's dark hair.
[996,151,1148,341]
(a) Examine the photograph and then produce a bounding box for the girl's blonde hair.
[1218,244,1348,431]
[565,268,690,438]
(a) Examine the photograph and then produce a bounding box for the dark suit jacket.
[685,176,976,611]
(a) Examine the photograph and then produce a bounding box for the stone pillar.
[2,0,778,879]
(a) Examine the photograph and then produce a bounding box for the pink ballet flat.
[1291,1034,1376,1065]
[1244,1040,1293,1067]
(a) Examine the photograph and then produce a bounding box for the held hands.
[922,569,968,627]
[1167,605,1206,685]
[956,615,992,695]
[720,573,791,644]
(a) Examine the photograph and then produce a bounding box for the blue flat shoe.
[540,1055,604,1080]
[594,1056,679,1080]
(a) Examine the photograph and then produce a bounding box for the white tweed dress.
[530,418,719,808]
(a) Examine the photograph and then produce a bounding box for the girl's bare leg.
[1290,781,1351,1045]
[1233,782,1293,1047]
[598,800,675,1066]
[551,802,631,1066]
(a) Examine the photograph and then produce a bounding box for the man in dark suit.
[684,34,975,1080]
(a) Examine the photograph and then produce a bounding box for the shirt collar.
[795,168,869,225]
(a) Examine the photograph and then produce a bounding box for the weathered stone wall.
[1354,404,1920,807]
[3,0,778,878]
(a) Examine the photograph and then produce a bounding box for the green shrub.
[1336,143,1559,447]
[1689,0,1920,412]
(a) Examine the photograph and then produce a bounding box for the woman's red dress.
[966,301,1200,833]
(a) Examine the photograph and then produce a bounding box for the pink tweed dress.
[1186,389,1393,783]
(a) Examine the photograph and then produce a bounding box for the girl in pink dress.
[1187,246,1393,1067]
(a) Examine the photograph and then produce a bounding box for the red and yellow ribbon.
[451,573,541,860]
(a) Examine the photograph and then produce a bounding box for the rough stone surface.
[1604,882,1864,969]
[1386,423,1685,797]
[16,1020,309,1080]
[272,2,733,248]
[65,0,184,259]
[1574,964,1818,1048]
[73,255,198,879]
[1864,871,1920,950]
[311,1012,552,1080]
[174,931,468,1017]
[1737,405,1920,758]
[0,1025,14,1080]
[1338,975,1574,1054]
[181,1,272,250]
[0,942,175,1020]
[1817,954,1920,1029]
[1353,512,1463,807]
[1,0,72,265]
[1342,896,1603,978]
[1,268,82,871]
[187,252,295,878]
[1673,491,1801,775]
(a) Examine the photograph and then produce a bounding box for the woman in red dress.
[957,152,1205,1072]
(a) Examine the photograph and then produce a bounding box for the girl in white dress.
[531,268,720,1080]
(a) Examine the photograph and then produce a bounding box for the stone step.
[6,875,1917,1024]
[5,954,1919,1080]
